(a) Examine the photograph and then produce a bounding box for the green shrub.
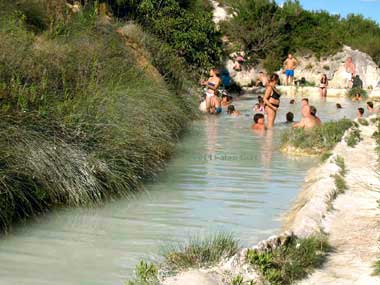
[163,233,239,271]
[246,235,331,285]
[358,118,369,126]
[334,174,347,193]
[345,127,361,147]
[281,119,354,154]
[348,87,368,99]
[231,275,244,285]
[335,156,346,176]
[320,152,332,162]
[104,0,222,71]
[127,261,160,285]
[373,260,380,276]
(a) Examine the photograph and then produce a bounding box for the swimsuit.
[215,107,222,114]
[285,69,295,77]
[268,88,281,109]
[271,88,281,100]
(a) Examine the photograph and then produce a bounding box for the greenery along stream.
[0,0,222,232]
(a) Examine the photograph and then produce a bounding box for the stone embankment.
[161,116,380,285]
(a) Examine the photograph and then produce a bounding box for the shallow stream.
[0,96,360,285]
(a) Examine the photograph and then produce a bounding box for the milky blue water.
[0,96,359,285]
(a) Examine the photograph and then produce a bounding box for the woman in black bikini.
[319,74,328,98]
[263,74,281,128]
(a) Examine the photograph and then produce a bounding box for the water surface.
[0,96,360,285]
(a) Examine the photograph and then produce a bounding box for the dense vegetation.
[92,0,223,71]
[281,119,355,155]
[0,0,216,231]
[246,235,331,285]
[221,0,380,72]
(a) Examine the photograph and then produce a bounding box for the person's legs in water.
[206,93,213,113]
[266,106,277,128]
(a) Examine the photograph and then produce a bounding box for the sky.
[277,0,380,23]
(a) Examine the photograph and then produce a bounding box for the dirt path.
[298,124,380,285]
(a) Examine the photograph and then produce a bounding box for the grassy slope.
[0,2,198,231]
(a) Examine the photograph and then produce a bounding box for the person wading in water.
[319,74,328,98]
[201,68,221,113]
[263,74,281,129]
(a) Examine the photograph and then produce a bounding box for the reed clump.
[246,235,331,285]
[0,2,198,231]
[281,119,355,155]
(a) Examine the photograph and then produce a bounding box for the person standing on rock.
[283,54,297,86]
[344,57,356,88]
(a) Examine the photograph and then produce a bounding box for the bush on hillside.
[92,0,223,71]
[221,0,380,69]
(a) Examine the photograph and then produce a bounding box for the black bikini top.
[271,87,281,100]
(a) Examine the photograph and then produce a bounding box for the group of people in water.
[200,54,379,132]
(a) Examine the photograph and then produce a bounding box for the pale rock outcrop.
[227,46,380,89]
[210,0,232,26]
[278,46,380,89]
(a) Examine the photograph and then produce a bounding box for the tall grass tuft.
[281,119,354,155]
[246,235,331,285]
[374,260,380,276]
[0,2,198,231]
[163,233,239,272]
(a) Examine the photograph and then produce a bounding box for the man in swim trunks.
[344,57,355,88]
[283,54,297,86]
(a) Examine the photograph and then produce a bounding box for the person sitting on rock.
[352,75,363,89]
[252,113,266,131]
[293,105,318,129]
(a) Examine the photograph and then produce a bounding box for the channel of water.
[0,95,359,285]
